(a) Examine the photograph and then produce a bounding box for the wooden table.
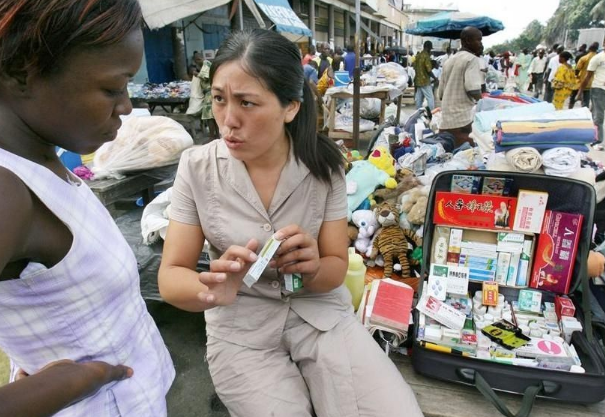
[86,165,177,212]
[393,354,605,417]
[130,97,189,114]
[326,89,389,149]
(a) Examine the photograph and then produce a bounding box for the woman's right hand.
[16,359,132,399]
[197,239,259,306]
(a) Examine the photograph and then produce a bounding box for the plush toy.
[351,210,378,254]
[346,160,396,220]
[368,146,397,178]
[407,196,428,225]
[373,169,419,206]
[370,202,423,278]
[347,224,359,246]
[399,185,430,227]
[342,149,363,173]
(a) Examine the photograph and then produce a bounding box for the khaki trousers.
[206,309,424,417]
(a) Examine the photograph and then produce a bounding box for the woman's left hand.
[271,224,320,280]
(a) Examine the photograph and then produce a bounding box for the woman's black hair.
[560,51,572,62]
[0,0,142,76]
[209,29,343,183]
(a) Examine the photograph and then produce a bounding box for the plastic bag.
[376,62,409,90]
[334,114,375,132]
[92,116,194,179]
[360,98,381,119]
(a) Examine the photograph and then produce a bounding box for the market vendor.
[187,52,219,140]
[438,26,484,148]
[158,29,424,417]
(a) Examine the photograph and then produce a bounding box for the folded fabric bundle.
[494,142,589,153]
[496,119,596,146]
[487,152,595,184]
[487,90,539,104]
[505,147,542,173]
[542,147,582,177]
[474,102,554,133]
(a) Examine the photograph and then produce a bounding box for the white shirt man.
[528,55,547,74]
[584,51,605,144]
[547,53,560,83]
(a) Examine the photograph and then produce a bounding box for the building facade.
[402,3,460,54]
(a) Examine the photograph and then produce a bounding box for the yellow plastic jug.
[345,247,366,311]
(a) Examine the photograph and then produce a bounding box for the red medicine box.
[433,192,517,230]
[555,295,576,319]
[530,211,583,295]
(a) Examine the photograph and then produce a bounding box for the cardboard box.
[555,295,576,319]
[433,192,517,230]
[416,295,467,330]
[482,177,513,196]
[447,228,463,265]
[495,252,511,285]
[451,174,481,194]
[518,289,542,313]
[530,211,583,294]
[512,190,548,233]
[482,281,499,306]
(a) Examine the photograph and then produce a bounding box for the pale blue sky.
[407,0,560,47]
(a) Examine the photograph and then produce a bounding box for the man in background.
[571,42,598,109]
[313,43,333,79]
[439,26,483,148]
[301,44,316,66]
[344,43,356,78]
[438,46,452,68]
[577,38,605,150]
[528,49,547,99]
[545,44,564,103]
[413,40,436,110]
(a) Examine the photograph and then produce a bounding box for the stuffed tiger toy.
[369,201,422,278]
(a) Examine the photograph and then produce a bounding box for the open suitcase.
[412,170,605,417]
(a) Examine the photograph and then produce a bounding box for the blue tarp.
[405,11,504,39]
[253,0,312,37]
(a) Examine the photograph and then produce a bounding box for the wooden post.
[353,0,361,149]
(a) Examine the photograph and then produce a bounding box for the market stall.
[128,81,191,114]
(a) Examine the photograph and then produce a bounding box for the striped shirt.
[0,148,174,416]
[439,50,483,130]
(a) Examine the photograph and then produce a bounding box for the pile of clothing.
[128,81,191,99]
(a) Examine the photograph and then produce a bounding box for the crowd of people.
[401,36,605,150]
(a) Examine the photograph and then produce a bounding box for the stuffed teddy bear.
[373,169,419,206]
[368,146,396,178]
[351,210,378,254]
[399,185,430,228]
[346,160,396,220]
[369,201,422,278]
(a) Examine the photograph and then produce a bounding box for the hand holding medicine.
[271,224,320,283]
[198,239,259,306]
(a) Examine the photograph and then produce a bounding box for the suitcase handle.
[456,368,560,417]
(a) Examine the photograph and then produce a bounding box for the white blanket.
[505,147,542,173]
[141,188,172,245]
[542,147,582,177]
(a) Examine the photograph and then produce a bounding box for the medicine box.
[518,289,542,313]
[530,211,583,294]
[555,295,576,319]
[433,192,517,230]
[512,190,548,234]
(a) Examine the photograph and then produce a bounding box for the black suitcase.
[412,170,605,417]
